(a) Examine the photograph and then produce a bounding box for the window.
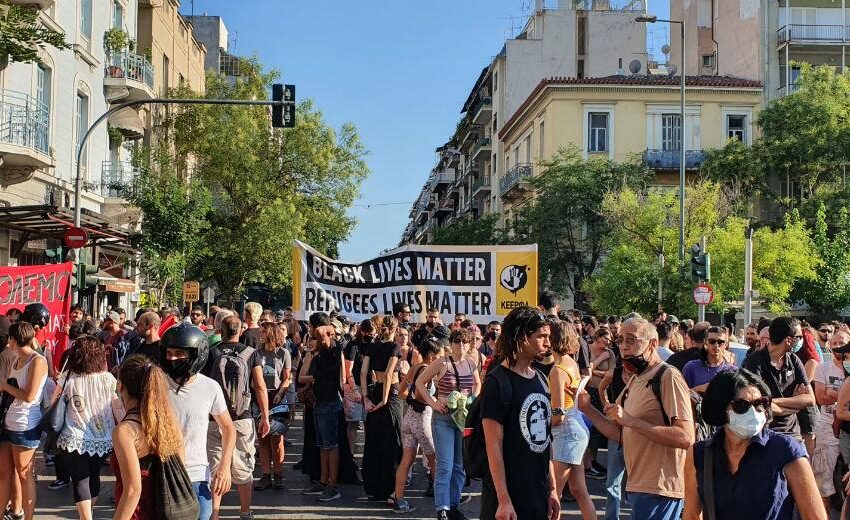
[524,135,531,164]
[162,55,170,92]
[539,121,545,158]
[36,65,51,108]
[113,1,124,29]
[727,115,745,141]
[577,59,585,79]
[588,113,608,152]
[513,146,519,167]
[80,0,93,38]
[492,112,497,134]
[76,92,89,164]
[702,54,715,68]
[662,114,682,151]
[493,71,498,92]
[577,16,587,55]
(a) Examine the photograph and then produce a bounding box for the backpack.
[463,364,547,480]
[210,345,256,418]
[152,454,201,520]
[648,364,714,442]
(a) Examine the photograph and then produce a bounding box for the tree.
[792,204,850,318]
[0,1,69,65]
[171,60,368,301]
[510,146,654,301]
[431,214,505,245]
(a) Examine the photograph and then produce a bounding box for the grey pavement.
[33,409,620,519]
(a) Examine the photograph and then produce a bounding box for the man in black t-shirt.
[742,316,815,441]
[240,301,263,349]
[481,306,559,520]
[666,321,710,371]
[133,311,162,362]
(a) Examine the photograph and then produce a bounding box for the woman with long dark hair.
[360,315,403,501]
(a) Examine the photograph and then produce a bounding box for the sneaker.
[3,511,23,520]
[273,473,285,490]
[47,479,70,491]
[591,461,608,475]
[302,482,325,495]
[317,487,342,502]
[238,513,254,520]
[449,506,468,520]
[585,467,605,480]
[44,454,55,467]
[437,510,450,520]
[392,497,416,514]
[459,493,472,505]
[425,480,434,497]
[254,474,271,491]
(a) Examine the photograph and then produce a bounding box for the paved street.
[34,407,618,519]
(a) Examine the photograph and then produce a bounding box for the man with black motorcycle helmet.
[161,322,236,520]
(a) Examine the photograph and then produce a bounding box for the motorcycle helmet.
[160,322,210,376]
[268,402,291,436]
[22,303,50,329]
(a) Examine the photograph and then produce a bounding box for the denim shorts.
[314,399,342,449]
[551,416,589,465]
[0,426,42,449]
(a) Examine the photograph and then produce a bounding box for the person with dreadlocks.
[480,306,560,520]
[161,322,235,520]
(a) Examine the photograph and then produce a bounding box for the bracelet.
[552,407,567,417]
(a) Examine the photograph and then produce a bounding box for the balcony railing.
[777,24,850,44]
[105,52,155,91]
[572,0,646,11]
[219,52,243,76]
[0,90,49,155]
[472,136,492,161]
[472,175,491,195]
[472,96,493,124]
[777,83,800,97]
[500,163,533,198]
[642,149,705,170]
[430,171,455,186]
[101,161,140,197]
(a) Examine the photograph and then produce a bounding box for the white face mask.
[727,406,766,439]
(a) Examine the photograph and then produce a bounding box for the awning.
[93,270,136,293]
[0,205,135,254]
[108,107,144,139]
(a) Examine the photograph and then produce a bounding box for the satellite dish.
[668,64,678,76]
[661,44,671,55]
[628,60,642,74]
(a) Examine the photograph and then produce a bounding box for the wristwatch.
[552,407,567,417]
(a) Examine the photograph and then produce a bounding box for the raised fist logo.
[500,264,529,295]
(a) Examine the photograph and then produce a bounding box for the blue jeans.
[431,413,464,511]
[630,492,683,520]
[192,481,212,520]
[605,439,626,520]
[314,399,342,449]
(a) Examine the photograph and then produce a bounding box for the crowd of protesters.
[0,293,848,520]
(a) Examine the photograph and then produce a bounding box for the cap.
[666,315,680,325]
[104,311,120,323]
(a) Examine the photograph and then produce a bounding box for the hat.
[104,311,120,323]
[666,315,680,325]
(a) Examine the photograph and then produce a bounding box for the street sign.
[203,287,215,303]
[183,281,200,302]
[693,283,715,306]
[63,227,88,249]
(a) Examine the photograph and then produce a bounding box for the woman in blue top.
[683,369,824,520]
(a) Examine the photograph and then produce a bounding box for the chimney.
[616,58,624,76]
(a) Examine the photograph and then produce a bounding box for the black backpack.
[463,364,547,480]
[648,364,714,442]
[152,454,201,520]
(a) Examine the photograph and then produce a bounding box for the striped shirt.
[436,357,475,399]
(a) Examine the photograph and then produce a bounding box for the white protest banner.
[291,241,538,324]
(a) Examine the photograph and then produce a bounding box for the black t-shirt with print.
[481,366,552,520]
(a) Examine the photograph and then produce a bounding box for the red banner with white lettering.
[0,262,72,370]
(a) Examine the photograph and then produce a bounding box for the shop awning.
[0,205,134,254]
[92,270,136,293]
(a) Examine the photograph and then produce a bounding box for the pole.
[698,235,707,322]
[744,226,754,326]
[658,250,665,312]
[679,21,686,275]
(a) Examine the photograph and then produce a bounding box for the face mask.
[622,351,650,374]
[843,361,850,374]
[164,358,192,385]
[727,406,766,439]
[791,338,803,353]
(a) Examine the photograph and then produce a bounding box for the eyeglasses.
[789,334,803,341]
[619,335,648,346]
[402,311,412,315]
[820,329,833,334]
[191,312,203,317]
[730,396,771,414]
[706,338,727,346]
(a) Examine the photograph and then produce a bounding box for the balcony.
[430,170,456,188]
[434,197,455,215]
[460,124,481,149]
[472,96,493,125]
[101,161,140,198]
[471,175,491,198]
[104,52,155,102]
[472,136,492,162]
[0,90,52,186]
[500,164,533,201]
[642,149,705,170]
[777,25,850,45]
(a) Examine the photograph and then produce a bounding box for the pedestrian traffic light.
[271,83,295,128]
[71,262,98,290]
[690,245,711,282]
[44,246,64,264]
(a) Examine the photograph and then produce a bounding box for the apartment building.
[401,0,647,245]
[184,14,246,78]
[671,0,849,101]
[495,75,762,221]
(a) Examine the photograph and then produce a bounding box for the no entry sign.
[63,226,88,249]
[693,283,715,306]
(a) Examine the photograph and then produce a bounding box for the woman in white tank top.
[0,321,48,520]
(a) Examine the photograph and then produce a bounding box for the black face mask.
[164,358,192,386]
[622,351,650,374]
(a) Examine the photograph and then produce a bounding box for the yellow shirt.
[550,362,580,409]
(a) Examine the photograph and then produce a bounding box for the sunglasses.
[730,396,771,414]
[706,338,727,346]
[820,329,833,334]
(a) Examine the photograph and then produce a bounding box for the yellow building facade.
[497,76,763,221]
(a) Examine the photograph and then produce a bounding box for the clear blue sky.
[183,1,669,261]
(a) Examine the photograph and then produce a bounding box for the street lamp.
[637,14,686,273]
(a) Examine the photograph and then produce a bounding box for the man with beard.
[412,307,443,348]
[817,323,834,351]
[744,323,760,353]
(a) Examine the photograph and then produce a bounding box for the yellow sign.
[183,281,200,302]
[494,250,538,316]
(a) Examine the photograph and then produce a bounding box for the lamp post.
[636,14,686,273]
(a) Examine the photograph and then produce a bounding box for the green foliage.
[169,60,368,300]
[0,2,69,64]
[510,146,654,299]
[431,214,505,245]
[792,204,850,317]
[583,245,660,316]
[103,28,129,52]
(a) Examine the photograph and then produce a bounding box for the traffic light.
[690,244,711,282]
[272,83,295,128]
[71,262,98,290]
[44,246,64,264]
